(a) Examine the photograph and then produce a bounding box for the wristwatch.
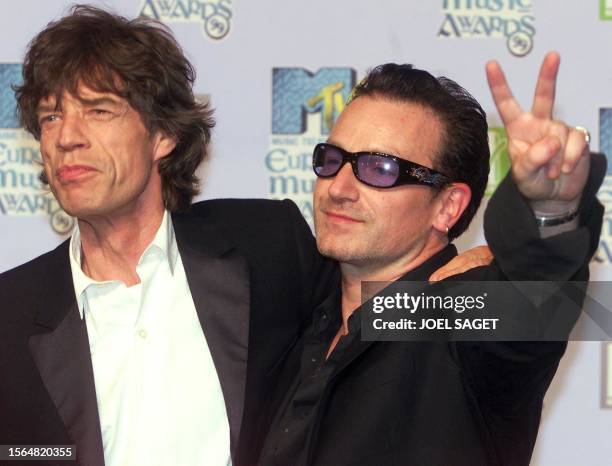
[534,209,579,227]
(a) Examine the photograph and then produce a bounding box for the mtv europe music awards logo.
[140,0,232,40]
[267,67,512,226]
[0,64,73,234]
[438,0,535,57]
[267,68,356,225]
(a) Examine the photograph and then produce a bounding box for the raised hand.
[486,52,590,214]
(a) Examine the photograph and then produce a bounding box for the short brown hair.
[14,4,214,212]
[349,64,489,241]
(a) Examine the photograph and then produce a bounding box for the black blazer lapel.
[28,242,104,466]
[172,212,250,456]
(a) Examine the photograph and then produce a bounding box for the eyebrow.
[78,96,122,108]
[36,96,123,113]
[36,102,58,113]
[326,139,405,157]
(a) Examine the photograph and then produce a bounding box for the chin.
[51,190,90,216]
[56,200,104,219]
[316,241,366,264]
[316,239,343,260]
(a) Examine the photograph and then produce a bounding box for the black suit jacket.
[0,199,338,466]
[262,155,605,466]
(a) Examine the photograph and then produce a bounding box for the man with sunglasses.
[259,53,604,466]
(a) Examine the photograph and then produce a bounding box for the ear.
[432,183,471,235]
[152,131,177,162]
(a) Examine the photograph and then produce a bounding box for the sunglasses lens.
[313,145,344,177]
[357,155,399,187]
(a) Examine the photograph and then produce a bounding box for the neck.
[78,203,165,286]
[339,237,448,331]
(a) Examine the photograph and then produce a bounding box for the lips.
[56,165,97,182]
[323,210,363,223]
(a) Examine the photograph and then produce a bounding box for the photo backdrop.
[1,1,611,464]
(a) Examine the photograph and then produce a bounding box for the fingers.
[518,124,588,180]
[429,268,453,282]
[429,246,494,282]
[511,134,561,181]
[511,122,589,194]
[428,260,489,282]
[487,51,560,126]
[561,127,590,175]
[486,60,523,125]
[492,51,590,204]
[531,51,560,119]
[544,121,569,178]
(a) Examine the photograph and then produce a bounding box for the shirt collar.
[69,210,178,318]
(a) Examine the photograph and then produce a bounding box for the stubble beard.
[315,233,383,268]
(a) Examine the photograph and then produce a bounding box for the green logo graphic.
[601,0,612,20]
[486,127,510,196]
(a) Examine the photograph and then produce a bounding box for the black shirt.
[258,285,352,466]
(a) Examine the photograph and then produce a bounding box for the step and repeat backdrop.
[1,1,611,464]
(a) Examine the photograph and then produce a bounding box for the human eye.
[373,160,394,174]
[89,108,114,120]
[38,113,60,127]
[361,157,399,183]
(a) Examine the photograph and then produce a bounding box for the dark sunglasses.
[312,143,452,189]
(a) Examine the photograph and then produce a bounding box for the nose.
[56,114,89,152]
[327,162,360,203]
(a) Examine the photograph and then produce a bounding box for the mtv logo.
[603,342,612,408]
[601,0,612,20]
[599,109,612,174]
[0,63,22,128]
[272,68,356,135]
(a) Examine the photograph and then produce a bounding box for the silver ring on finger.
[574,126,591,144]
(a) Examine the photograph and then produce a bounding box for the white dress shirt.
[69,211,232,466]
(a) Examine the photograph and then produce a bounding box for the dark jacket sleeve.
[452,154,606,466]
[483,152,606,282]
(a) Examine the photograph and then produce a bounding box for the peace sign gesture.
[486,52,590,215]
